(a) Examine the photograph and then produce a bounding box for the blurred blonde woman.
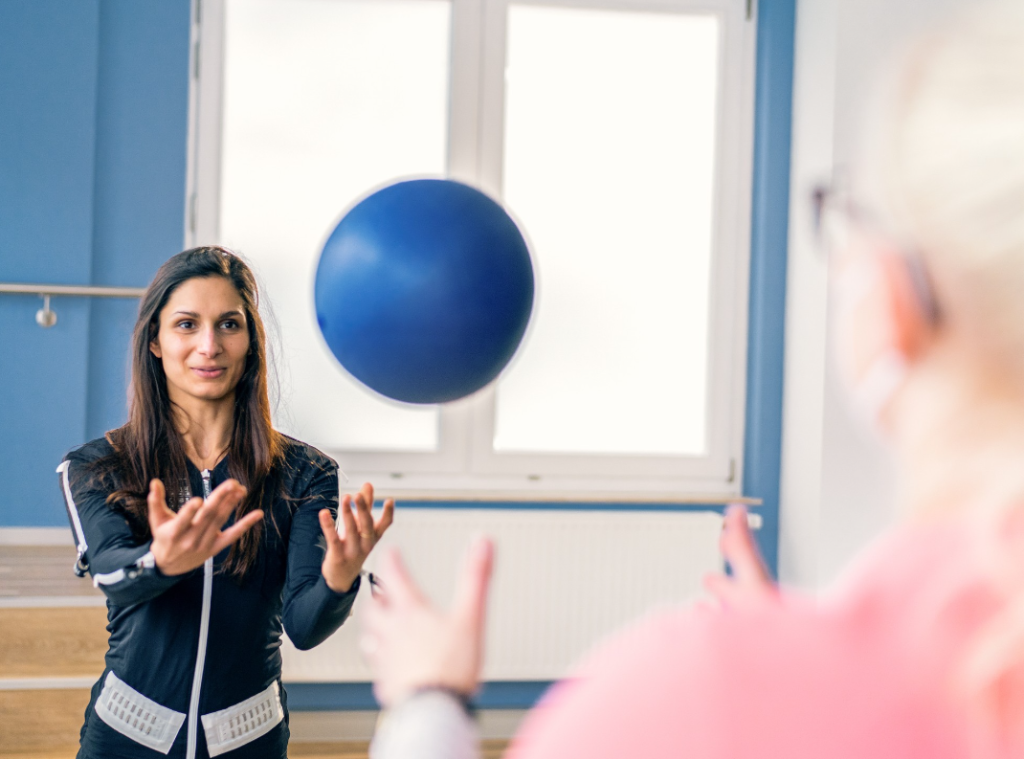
[361,3,1024,757]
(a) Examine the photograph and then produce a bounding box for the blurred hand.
[702,505,778,611]
[319,483,395,593]
[362,536,494,708]
[148,478,262,576]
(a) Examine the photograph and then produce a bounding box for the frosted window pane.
[220,0,449,451]
[495,6,719,456]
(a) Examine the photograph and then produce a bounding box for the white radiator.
[281,508,724,682]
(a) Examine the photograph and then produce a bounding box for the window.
[190,0,756,499]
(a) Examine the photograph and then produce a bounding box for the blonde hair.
[871,1,1024,374]
[868,2,1024,742]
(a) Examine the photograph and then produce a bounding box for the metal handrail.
[0,283,146,298]
[0,282,146,328]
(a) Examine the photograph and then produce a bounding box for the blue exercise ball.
[315,179,535,404]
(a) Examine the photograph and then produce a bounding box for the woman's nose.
[197,326,221,356]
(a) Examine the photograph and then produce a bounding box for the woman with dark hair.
[58,246,393,759]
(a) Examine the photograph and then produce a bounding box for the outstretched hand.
[147,478,263,576]
[362,536,494,708]
[702,505,778,611]
[318,483,395,593]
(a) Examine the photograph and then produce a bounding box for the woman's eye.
[177,320,195,330]
[220,320,240,330]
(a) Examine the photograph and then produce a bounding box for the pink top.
[506,518,1022,759]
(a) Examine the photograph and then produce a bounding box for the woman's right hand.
[147,478,264,576]
[702,505,778,611]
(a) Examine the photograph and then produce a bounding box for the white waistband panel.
[94,671,186,755]
[201,680,284,757]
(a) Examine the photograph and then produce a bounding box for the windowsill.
[337,474,762,507]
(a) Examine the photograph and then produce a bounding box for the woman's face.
[150,276,251,408]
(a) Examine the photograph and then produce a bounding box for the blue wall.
[0,0,794,584]
[0,0,192,526]
[0,0,795,713]
[742,0,797,576]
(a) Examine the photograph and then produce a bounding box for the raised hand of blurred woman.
[363,536,494,707]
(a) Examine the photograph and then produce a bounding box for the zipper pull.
[201,469,212,500]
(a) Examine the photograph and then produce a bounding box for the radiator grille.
[282,508,723,681]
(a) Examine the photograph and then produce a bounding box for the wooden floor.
[289,740,509,758]
[0,739,509,759]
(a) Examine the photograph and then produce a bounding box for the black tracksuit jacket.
[59,436,359,759]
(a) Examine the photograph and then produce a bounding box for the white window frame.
[187,0,758,502]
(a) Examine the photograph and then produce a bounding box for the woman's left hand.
[319,483,395,593]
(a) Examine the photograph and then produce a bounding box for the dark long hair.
[99,246,283,579]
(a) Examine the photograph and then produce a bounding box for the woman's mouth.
[192,367,226,379]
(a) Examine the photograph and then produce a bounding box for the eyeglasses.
[809,182,941,325]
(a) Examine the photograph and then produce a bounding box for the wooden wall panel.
[0,608,107,678]
[0,688,89,754]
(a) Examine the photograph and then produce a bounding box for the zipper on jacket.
[186,470,215,759]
